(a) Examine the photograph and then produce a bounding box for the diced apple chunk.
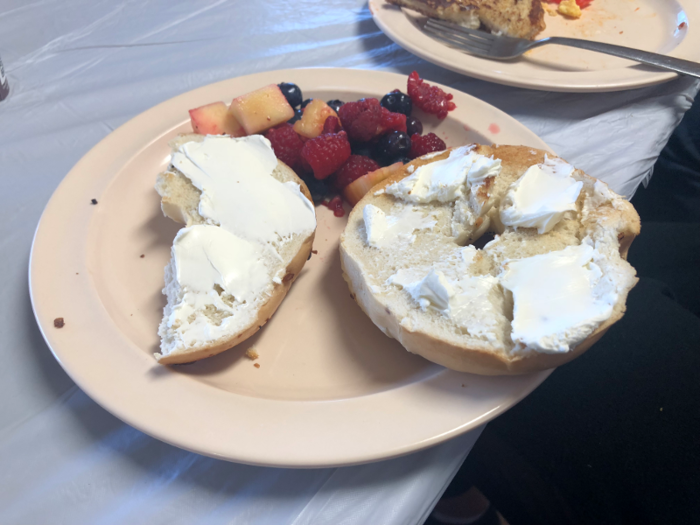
[343,162,404,205]
[189,101,245,137]
[293,100,338,139]
[229,84,295,135]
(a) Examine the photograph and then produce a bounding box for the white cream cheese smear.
[385,146,501,204]
[500,243,618,354]
[363,204,437,249]
[390,269,455,311]
[500,156,583,234]
[171,135,316,246]
[173,225,269,304]
[388,269,507,345]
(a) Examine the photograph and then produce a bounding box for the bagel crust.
[340,145,640,375]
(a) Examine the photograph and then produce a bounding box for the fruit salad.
[186,71,457,215]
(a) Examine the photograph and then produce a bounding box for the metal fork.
[424,19,700,79]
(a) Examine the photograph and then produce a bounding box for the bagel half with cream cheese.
[154,134,316,365]
[340,145,640,375]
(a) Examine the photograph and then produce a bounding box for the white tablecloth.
[0,1,697,524]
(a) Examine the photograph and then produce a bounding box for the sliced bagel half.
[340,144,640,375]
[154,134,316,365]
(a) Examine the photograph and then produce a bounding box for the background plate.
[370,0,698,92]
[30,68,551,468]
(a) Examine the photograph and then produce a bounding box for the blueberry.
[351,142,375,158]
[406,116,423,136]
[327,99,345,113]
[301,174,330,204]
[400,157,412,164]
[301,98,314,109]
[375,131,411,165]
[380,91,412,116]
[288,108,303,124]
[278,82,303,108]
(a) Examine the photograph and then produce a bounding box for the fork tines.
[424,18,493,55]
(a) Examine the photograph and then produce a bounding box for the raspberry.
[337,98,382,142]
[264,124,305,171]
[406,71,456,120]
[409,133,446,159]
[301,131,352,180]
[322,196,345,217]
[322,116,343,135]
[378,107,407,134]
[333,155,381,190]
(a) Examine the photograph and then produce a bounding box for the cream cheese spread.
[171,135,315,245]
[500,155,583,234]
[388,269,506,344]
[173,225,269,304]
[582,180,617,222]
[163,135,316,350]
[500,243,618,354]
[363,204,437,249]
[391,269,455,310]
[385,146,501,204]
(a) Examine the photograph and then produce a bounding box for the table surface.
[0,1,697,524]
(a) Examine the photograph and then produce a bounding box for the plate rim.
[29,67,553,468]
[369,0,699,93]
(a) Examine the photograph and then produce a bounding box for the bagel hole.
[471,232,496,250]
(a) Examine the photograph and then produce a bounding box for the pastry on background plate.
[386,0,546,39]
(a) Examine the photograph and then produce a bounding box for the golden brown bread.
[386,0,546,40]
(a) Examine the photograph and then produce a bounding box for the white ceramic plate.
[370,0,698,92]
[30,68,551,468]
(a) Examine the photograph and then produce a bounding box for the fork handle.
[540,37,700,79]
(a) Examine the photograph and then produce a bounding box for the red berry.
[301,131,352,180]
[322,196,345,217]
[322,116,343,135]
[406,71,456,120]
[334,155,381,190]
[337,98,382,142]
[264,124,305,171]
[409,133,447,159]
[378,107,407,134]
